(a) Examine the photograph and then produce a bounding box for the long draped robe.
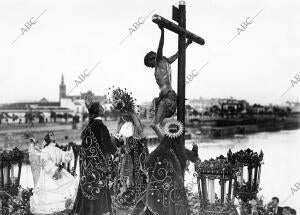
[112,118,149,213]
[30,143,77,214]
[73,117,117,215]
[132,137,198,215]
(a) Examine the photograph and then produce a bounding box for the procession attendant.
[108,87,149,213]
[72,100,117,215]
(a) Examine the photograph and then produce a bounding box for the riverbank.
[1,115,299,151]
[188,114,300,138]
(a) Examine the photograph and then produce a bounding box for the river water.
[20,129,300,209]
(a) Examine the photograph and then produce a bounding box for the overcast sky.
[0,0,299,105]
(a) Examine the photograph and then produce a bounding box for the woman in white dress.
[30,132,78,214]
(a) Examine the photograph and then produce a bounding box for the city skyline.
[1,72,299,106]
[0,0,299,105]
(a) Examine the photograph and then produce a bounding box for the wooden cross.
[152,1,205,147]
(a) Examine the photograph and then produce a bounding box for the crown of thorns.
[108,86,138,113]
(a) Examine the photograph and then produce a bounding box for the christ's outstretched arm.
[167,39,193,64]
[156,25,164,63]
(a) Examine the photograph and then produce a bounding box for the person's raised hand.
[158,24,164,31]
[187,39,193,46]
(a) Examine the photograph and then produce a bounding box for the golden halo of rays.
[163,119,184,139]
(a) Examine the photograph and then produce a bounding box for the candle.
[3,166,8,185]
[11,165,15,184]
[208,179,215,203]
[238,167,244,184]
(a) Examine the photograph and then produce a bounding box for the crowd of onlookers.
[242,196,297,215]
[267,197,297,215]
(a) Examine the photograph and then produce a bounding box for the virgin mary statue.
[30,132,78,214]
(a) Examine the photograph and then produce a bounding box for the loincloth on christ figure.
[154,88,177,118]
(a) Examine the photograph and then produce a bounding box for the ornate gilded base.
[199,205,239,215]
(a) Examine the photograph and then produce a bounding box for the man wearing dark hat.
[73,99,117,215]
[268,197,283,215]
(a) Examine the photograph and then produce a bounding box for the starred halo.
[163,119,184,139]
[108,86,137,113]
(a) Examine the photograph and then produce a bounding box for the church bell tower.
[59,74,66,101]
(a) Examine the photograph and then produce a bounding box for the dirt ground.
[0,119,157,151]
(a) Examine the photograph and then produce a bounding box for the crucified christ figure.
[144,24,192,140]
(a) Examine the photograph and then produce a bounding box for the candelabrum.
[0,148,24,213]
[227,148,264,203]
[194,156,238,215]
